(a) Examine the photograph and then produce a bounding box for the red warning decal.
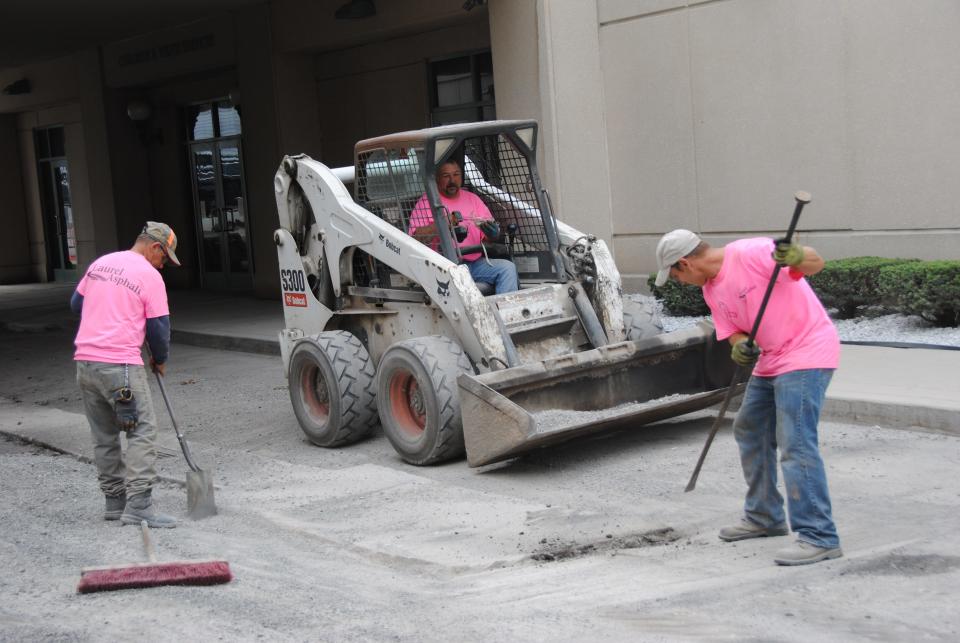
[284,292,307,307]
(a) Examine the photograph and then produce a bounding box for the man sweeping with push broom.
[654,202,843,566]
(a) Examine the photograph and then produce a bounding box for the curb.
[822,398,959,436]
[171,329,280,356]
[0,430,188,489]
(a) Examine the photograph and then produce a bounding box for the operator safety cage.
[348,120,568,292]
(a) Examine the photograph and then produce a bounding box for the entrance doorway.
[186,101,252,291]
[35,127,78,282]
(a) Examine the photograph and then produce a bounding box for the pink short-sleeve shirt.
[702,238,839,377]
[409,190,493,262]
[73,250,169,366]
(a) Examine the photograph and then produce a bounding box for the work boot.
[718,518,789,542]
[120,491,177,528]
[103,494,126,521]
[774,540,843,566]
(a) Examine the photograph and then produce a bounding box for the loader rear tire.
[623,298,663,341]
[376,336,473,466]
[288,332,378,447]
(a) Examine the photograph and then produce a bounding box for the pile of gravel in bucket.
[532,394,690,432]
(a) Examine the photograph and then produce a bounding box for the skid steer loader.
[273,120,738,467]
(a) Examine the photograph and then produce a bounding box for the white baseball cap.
[654,229,702,286]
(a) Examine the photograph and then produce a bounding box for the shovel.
[153,371,218,519]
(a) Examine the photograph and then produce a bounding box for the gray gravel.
[533,394,690,431]
[630,295,960,347]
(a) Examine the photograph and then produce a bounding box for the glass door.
[35,127,78,282]
[186,101,251,291]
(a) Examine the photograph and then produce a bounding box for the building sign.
[103,19,235,88]
[118,34,217,67]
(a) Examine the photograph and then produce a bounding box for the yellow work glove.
[772,239,804,267]
[731,339,761,367]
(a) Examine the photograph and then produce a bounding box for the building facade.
[1,0,957,296]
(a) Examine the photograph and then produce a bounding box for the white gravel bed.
[629,295,960,347]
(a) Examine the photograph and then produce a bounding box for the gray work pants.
[76,360,158,497]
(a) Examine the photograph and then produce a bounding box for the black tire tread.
[291,330,378,447]
[379,336,472,465]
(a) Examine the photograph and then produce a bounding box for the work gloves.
[731,339,761,367]
[478,219,500,240]
[772,239,804,267]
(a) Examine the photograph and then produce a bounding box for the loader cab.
[352,120,567,293]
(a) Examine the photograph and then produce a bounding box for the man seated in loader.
[408,159,519,294]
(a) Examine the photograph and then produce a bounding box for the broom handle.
[141,521,158,563]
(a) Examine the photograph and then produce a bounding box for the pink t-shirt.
[409,190,494,262]
[73,250,169,366]
[702,238,839,377]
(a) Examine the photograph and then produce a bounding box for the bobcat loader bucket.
[458,322,741,467]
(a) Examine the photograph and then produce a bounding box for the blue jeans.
[733,368,839,549]
[467,258,519,294]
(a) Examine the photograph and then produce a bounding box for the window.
[429,51,495,126]
[186,100,242,141]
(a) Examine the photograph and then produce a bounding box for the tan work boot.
[774,540,843,566]
[719,518,789,542]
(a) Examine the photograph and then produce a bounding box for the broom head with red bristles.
[78,559,232,593]
[77,521,232,593]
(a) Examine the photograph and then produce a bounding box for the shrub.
[807,257,919,318]
[876,260,960,328]
[646,274,710,316]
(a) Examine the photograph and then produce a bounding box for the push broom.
[77,521,232,593]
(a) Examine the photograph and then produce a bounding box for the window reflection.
[187,100,241,141]
[217,104,241,137]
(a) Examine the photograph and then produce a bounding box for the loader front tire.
[288,332,378,447]
[376,336,473,466]
[623,298,663,341]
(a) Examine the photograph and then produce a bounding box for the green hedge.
[646,274,710,316]
[806,257,919,319]
[647,256,960,328]
[876,260,960,327]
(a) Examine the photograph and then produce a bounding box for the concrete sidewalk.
[2,282,958,434]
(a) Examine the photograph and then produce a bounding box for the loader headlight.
[434,138,456,163]
[515,126,535,150]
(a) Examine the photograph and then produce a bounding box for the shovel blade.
[186,469,218,519]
